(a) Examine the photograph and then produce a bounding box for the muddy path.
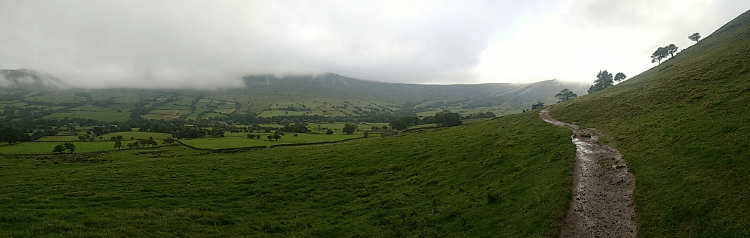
[540,109,637,238]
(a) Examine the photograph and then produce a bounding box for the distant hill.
[462,79,590,109]
[240,73,589,112]
[549,9,750,237]
[241,73,521,103]
[0,69,67,89]
[1,70,590,118]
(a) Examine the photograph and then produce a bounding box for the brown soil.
[540,109,637,238]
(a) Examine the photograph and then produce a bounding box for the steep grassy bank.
[0,111,575,237]
[550,10,750,237]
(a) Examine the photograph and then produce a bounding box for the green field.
[180,137,273,149]
[309,122,389,132]
[260,98,401,117]
[200,112,226,119]
[1,132,173,154]
[101,132,172,140]
[181,133,364,149]
[0,111,575,237]
[44,105,130,122]
[36,136,78,142]
[0,141,125,154]
[187,98,211,120]
[258,110,316,117]
[549,11,750,237]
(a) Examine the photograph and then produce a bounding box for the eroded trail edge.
[540,109,637,238]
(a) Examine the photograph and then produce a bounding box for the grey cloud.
[0,0,537,87]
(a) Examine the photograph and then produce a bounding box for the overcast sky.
[1,0,748,88]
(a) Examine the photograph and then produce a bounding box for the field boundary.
[268,137,366,148]
[174,140,267,153]
[173,136,369,152]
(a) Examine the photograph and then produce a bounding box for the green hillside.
[2,71,589,123]
[0,111,575,237]
[549,10,750,237]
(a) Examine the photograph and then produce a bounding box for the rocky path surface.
[540,109,637,238]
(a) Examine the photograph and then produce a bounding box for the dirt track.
[540,109,637,238]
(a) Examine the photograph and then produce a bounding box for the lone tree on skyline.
[555,89,578,102]
[689,33,701,42]
[588,70,614,94]
[651,47,668,64]
[531,102,545,110]
[651,44,678,64]
[666,44,678,57]
[615,72,627,82]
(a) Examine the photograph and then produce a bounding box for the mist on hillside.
[2,1,748,88]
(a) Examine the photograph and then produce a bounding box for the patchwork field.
[44,105,130,122]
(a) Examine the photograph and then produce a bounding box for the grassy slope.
[0,112,575,237]
[550,10,750,237]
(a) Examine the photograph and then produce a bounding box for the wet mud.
[540,109,637,238]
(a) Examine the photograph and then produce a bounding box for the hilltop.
[550,9,750,237]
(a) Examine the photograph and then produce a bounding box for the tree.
[342,123,358,135]
[137,139,148,148]
[126,142,134,149]
[390,116,419,130]
[555,89,577,102]
[651,47,668,64]
[532,102,545,109]
[163,138,175,144]
[326,129,334,135]
[63,142,76,153]
[689,33,701,42]
[588,70,614,94]
[208,129,225,137]
[267,135,273,141]
[272,130,284,141]
[434,110,462,127]
[148,137,158,147]
[0,125,23,144]
[282,123,310,133]
[114,140,122,150]
[53,144,66,153]
[614,72,627,82]
[666,44,678,57]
